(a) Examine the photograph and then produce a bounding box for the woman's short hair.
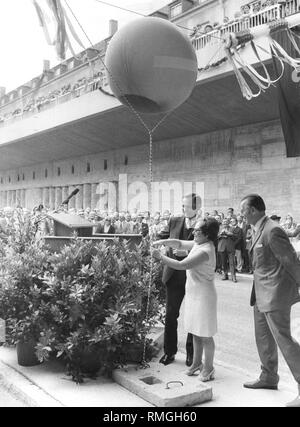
[199,218,220,241]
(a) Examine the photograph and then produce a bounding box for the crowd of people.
[190,0,297,39]
[1,203,300,279]
[152,193,300,408]
[1,193,300,406]
[0,71,105,124]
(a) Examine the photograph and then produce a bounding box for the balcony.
[0,1,300,171]
[193,0,300,73]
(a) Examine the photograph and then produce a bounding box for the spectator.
[218,218,237,282]
[231,217,244,274]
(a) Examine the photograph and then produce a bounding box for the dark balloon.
[105,17,198,114]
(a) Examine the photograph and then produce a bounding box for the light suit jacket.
[250,217,300,312]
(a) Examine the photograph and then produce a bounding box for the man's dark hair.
[242,194,266,212]
[183,193,202,211]
[200,218,220,242]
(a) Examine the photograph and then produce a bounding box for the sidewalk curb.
[0,360,64,407]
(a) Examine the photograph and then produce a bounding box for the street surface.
[0,387,26,407]
[179,274,300,390]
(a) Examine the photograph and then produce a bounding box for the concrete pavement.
[0,346,298,407]
[0,274,299,407]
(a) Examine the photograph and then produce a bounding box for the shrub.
[0,235,165,383]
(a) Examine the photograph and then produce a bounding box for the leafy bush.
[0,236,165,383]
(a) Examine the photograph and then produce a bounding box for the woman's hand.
[152,239,181,249]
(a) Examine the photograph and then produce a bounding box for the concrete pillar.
[91,183,98,210]
[48,187,55,210]
[0,192,4,208]
[75,185,83,210]
[43,187,50,208]
[55,187,62,207]
[21,189,26,208]
[16,189,21,207]
[12,191,17,207]
[7,190,12,207]
[83,183,92,210]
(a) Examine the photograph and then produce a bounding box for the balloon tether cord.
[64,0,172,368]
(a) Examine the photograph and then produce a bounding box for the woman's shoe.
[185,364,203,376]
[199,368,215,382]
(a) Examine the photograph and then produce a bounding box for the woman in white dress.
[152,218,220,382]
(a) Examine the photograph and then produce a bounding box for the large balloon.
[105,17,198,114]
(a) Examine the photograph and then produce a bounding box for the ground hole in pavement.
[140,376,163,385]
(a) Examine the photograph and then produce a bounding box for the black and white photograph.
[0,0,300,410]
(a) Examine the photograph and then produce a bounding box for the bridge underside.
[0,66,280,171]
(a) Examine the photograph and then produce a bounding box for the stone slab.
[113,358,212,408]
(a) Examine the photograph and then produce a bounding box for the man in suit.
[218,219,237,282]
[240,194,300,407]
[231,217,244,274]
[158,193,202,366]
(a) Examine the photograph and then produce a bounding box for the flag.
[271,26,300,158]
[32,0,85,60]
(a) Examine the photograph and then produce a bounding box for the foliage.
[0,236,165,383]
[0,240,50,343]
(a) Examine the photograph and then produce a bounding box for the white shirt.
[185,216,197,230]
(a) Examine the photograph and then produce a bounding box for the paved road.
[179,274,300,389]
[0,387,27,407]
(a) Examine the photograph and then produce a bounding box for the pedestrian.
[231,217,244,274]
[156,194,202,366]
[218,219,237,282]
[240,194,300,407]
[153,217,220,382]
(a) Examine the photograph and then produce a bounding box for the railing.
[192,1,300,51]
[0,76,109,128]
[1,1,300,129]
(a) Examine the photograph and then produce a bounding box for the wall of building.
[0,119,299,220]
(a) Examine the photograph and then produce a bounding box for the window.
[124,155,128,166]
[17,174,20,182]
[8,176,11,183]
[22,173,25,181]
[33,171,35,180]
[45,169,48,178]
[170,2,182,18]
[87,162,91,173]
[72,165,75,174]
[104,160,108,170]
[57,167,61,177]
[0,178,3,184]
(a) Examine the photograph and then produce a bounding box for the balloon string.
[64,0,172,369]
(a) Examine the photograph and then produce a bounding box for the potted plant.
[0,236,50,366]
[36,238,165,382]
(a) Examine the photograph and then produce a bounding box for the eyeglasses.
[193,228,202,233]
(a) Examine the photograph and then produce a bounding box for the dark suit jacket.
[217,226,236,253]
[232,226,244,250]
[250,217,300,312]
[95,224,115,234]
[159,216,194,285]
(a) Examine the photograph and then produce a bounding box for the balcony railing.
[1,1,300,129]
[192,0,300,51]
[0,74,109,128]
